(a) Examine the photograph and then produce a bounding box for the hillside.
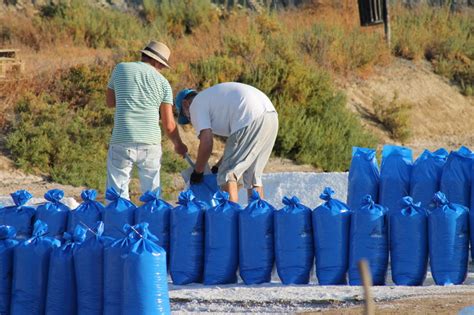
[345,58,474,156]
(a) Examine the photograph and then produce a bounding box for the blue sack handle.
[105,187,122,201]
[212,191,230,205]
[456,146,473,157]
[319,187,335,201]
[64,227,87,244]
[44,189,64,203]
[177,190,196,205]
[122,223,137,239]
[361,194,375,208]
[249,189,261,202]
[0,225,16,240]
[73,224,89,241]
[282,196,301,207]
[382,144,413,161]
[32,220,48,237]
[433,191,449,208]
[401,196,420,208]
[139,189,161,203]
[129,222,159,242]
[352,147,376,161]
[433,148,449,159]
[81,189,97,202]
[400,196,425,216]
[11,190,32,207]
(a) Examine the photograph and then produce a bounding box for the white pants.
[106,143,162,200]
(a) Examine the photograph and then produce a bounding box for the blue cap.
[175,88,196,125]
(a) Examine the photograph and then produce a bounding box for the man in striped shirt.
[106,41,187,199]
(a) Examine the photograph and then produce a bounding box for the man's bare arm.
[160,103,187,156]
[106,88,116,108]
[195,128,213,173]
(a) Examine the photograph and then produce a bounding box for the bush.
[6,94,112,189]
[154,0,218,37]
[300,22,389,73]
[392,4,473,94]
[372,93,412,143]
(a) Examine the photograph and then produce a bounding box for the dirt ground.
[313,293,474,315]
[345,58,474,157]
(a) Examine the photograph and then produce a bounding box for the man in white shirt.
[175,82,278,202]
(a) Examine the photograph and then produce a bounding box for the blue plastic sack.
[35,189,70,239]
[134,189,172,257]
[122,223,170,315]
[11,220,61,315]
[170,190,205,285]
[410,149,448,209]
[347,147,380,211]
[0,190,35,240]
[472,159,474,209]
[440,146,473,208]
[390,196,428,286]
[190,174,219,208]
[68,189,104,239]
[379,145,413,215]
[103,187,136,239]
[429,192,469,285]
[348,195,388,285]
[239,190,275,285]
[472,161,474,217]
[46,227,86,315]
[313,187,351,285]
[274,196,313,285]
[203,191,240,285]
[103,224,137,315]
[0,226,18,314]
[74,222,107,315]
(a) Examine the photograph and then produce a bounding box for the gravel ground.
[169,270,474,314]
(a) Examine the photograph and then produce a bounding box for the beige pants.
[217,111,278,189]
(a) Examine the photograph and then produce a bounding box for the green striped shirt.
[107,61,173,145]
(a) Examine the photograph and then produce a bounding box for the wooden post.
[383,0,392,50]
[358,259,375,315]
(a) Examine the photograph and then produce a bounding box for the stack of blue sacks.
[0,187,171,315]
[347,144,473,286]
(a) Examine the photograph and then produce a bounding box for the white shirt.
[189,82,276,137]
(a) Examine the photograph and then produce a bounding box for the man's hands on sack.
[190,170,204,184]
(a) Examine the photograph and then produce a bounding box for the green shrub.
[373,93,412,143]
[141,0,217,37]
[6,94,112,189]
[300,22,389,73]
[38,0,159,49]
[392,4,473,93]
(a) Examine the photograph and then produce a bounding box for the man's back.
[189,82,276,137]
[107,61,173,144]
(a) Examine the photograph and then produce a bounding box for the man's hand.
[195,128,213,173]
[160,103,187,156]
[190,170,204,184]
[174,141,188,157]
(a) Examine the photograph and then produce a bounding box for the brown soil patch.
[311,292,474,315]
